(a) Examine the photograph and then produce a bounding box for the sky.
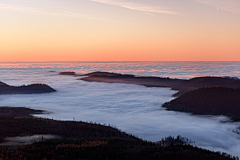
[0,0,240,61]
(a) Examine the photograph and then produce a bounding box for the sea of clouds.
[0,69,240,157]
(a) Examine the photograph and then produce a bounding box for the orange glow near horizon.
[0,0,240,62]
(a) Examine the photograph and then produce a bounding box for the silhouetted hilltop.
[173,76,240,96]
[82,71,181,81]
[0,82,56,94]
[163,87,240,121]
[80,71,184,89]
[182,76,240,88]
[83,71,124,77]
[59,71,79,76]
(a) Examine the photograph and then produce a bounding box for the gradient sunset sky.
[1,0,240,61]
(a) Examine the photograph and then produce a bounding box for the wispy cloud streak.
[0,3,136,25]
[0,3,88,17]
[194,0,240,14]
[90,0,179,15]
[65,11,138,25]
[0,3,39,12]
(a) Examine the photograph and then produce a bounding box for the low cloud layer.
[0,68,240,157]
[0,135,59,146]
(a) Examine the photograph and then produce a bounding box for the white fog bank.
[0,72,240,157]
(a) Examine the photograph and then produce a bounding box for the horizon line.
[1,61,240,63]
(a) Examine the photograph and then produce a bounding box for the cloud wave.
[0,3,136,25]
[90,0,179,15]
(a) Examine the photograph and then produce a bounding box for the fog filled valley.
[1,62,240,158]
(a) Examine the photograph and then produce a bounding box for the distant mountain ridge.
[78,71,240,96]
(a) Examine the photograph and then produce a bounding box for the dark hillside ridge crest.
[0,107,48,117]
[59,71,79,76]
[83,71,181,80]
[162,87,240,121]
[0,81,56,94]
[73,71,240,96]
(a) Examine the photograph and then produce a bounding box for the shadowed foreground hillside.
[162,87,240,121]
[0,107,237,160]
[0,138,236,160]
[0,81,56,94]
[0,116,130,142]
[0,107,47,117]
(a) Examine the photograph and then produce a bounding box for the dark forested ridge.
[163,87,240,121]
[0,81,56,94]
